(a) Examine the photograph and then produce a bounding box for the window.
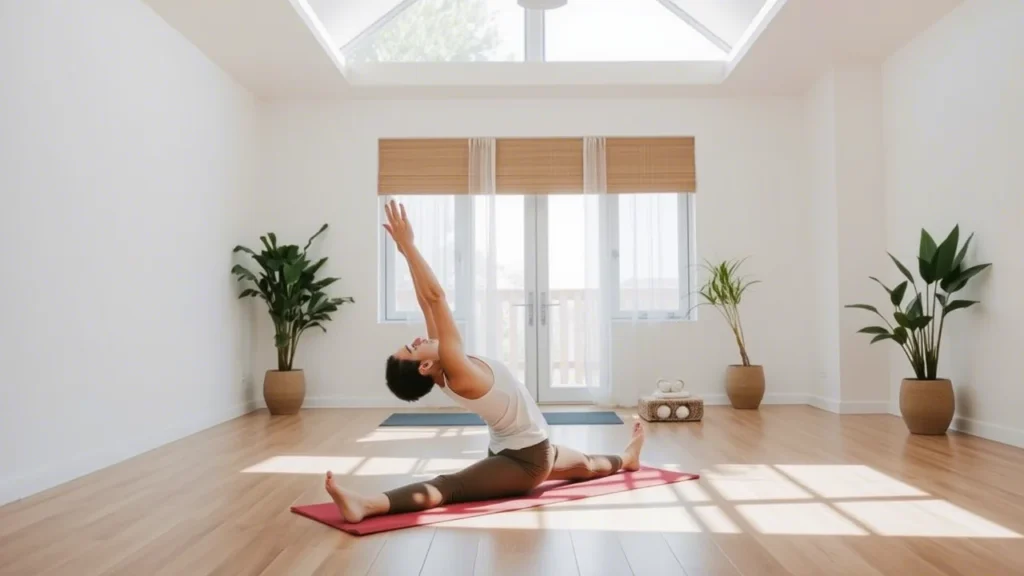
[544,0,726,62]
[380,193,694,322]
[380,195,470,321]
[345,0,525,64]
[610,193,694,320]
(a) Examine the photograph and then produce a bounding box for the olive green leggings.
[384,439,623,514]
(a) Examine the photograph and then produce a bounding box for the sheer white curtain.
[582,137,615,405]
[615,189,686,403]
[467,137,501,359]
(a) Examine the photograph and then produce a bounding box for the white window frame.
[608,193,695,322]
[379,196,472,322]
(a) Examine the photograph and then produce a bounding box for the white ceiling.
[723,0,962,94]
[141,0,962,100]
[141,0,350,98]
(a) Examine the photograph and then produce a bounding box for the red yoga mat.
[291,466,698,536]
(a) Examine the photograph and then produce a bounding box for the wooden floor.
[2,406,1024,575]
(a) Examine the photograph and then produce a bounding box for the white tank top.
[440,355,549,453]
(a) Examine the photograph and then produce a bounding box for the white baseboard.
[839,400,891,414]
[649,393,813,406]
[950,416,1024,449]
[885,402,1023,449]
[0,399,258,507]
[809,396,840,413]
[807,397,890,414]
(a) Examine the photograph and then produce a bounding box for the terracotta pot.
[264,370,305,415]
[899,378,954,435]
[726,365,765,409]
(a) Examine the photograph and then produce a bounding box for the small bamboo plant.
[693,258,760,366]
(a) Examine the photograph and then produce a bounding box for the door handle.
[540,291,559,325]
[511,292,535,326]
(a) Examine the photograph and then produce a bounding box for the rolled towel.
[653,390,692,399]
[657,379,686,393]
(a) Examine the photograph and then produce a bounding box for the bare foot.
[621,421,646,471]
[324,471,369,523]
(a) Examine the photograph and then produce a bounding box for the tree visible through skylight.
[345,0,525,63]
[545,0,727,62]
[340,0,733,65]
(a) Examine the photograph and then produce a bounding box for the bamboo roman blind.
[495,138,584,194]
[378,136,695,195]
[378,138,469,195]
[606,137,696,193]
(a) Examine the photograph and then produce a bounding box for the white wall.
[254,98,815,408]
[806,65,891,414]
[882,0,1024,446]
[0,0,258,504]
[834,65,890,410]
[806,72,841,407]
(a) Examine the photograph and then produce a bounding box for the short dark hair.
[385,355,434,402]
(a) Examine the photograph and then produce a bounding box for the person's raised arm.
[383,201,473,380]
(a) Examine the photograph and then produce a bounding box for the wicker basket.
[638,395,704,422]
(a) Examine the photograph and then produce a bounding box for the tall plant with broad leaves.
[694,258,760,367]
[846,225,990,380]
[232,225,354,371]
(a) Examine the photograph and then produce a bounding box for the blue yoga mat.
[380,411,624,427]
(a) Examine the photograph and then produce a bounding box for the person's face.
[393,337,440,364]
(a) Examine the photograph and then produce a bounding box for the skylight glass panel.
[544,0,727,62]
[344,0,525,63]
[667,0,769,47]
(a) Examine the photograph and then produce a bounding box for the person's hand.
[383,199,415,254]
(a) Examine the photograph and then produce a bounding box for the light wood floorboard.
[2,406,1024,575]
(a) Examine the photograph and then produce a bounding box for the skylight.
[345,0,525,63]
[331,0,763,65]
[545,0,726,62]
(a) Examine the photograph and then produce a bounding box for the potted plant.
[846,225,990,435]
[695,258,764,409]
[231,224,353,415]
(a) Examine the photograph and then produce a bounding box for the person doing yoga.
[324,200,646,523]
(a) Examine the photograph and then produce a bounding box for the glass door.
[535,195,595,403]
[470,194,594,404]
[470,195,537,395]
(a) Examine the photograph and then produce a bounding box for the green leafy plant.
[846,225,990,380]
[231,225,353,371]
[694,258,760,366]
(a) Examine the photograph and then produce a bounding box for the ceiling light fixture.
[517,0,567,9]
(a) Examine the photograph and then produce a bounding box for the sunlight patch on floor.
[545,485,686,508]
[703,464,814,502]
[673,480,713,503]
[835,500,1023,538]
[736,503,868,536]
[357,429,440,442]
[353,457,420,476]
[443,505,704,532]
[692,505,742,534]
[418,458,478,473]
[243,452,1022,540]
[775,464,928,499]
[241,456,363,475]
